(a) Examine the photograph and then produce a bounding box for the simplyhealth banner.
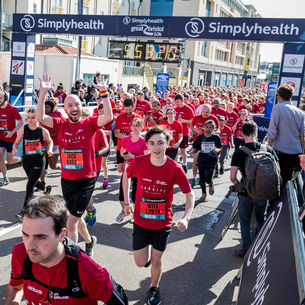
[13,14,305,42]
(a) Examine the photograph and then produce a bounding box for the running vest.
[23,125,44,156]
[21,237,87,299]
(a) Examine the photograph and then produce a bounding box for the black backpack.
[240,144,281,200]
[22,238,128,304]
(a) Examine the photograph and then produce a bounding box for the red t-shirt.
[52,116,98,180]
[53,91,67,103]
[42,111,63,146]
[114,113,141,151]
[238,104,246,112]
[134,100,151,117]
[10,242,113,305]
[145,111,163,128]
[234,119,249,140]
[0,103,22,142]
[159,98,166,107]
[174,105,194,136]
[127,154,192,229]
[94,129,108,172]
[219,125,232,147]
[226,111,239,128]
[160,120,183,149]
[211,108,227,119]
[187,103,196,112]
[191,114,219,141]
[258,102,266,113]
[251,103,260,114]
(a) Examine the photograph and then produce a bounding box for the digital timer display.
[108,41,181,63]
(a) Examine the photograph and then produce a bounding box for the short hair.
[136,91,144,96]
[166,108,176,114]
[242,121,257,137]
[174,94,183,101]
[145,125,172,143]
[204,119,215,128]
[22,195,67,236]
[131,117,144,129]
[202,104,211,112]
[124,99,134,108]
[152,100,161,107]
[277,83,294,101]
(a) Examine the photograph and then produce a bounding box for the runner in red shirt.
[232,109,250,150]
[0,90,23,186]
[112,100,124,149]
[217,116,234,175]
[122,125,194,305]
[134,92,151,118]
[159,90,169,107]
[226,102,239,129]
[145,100,163,129]
[37,73,113,257]
[114,99,142,173]
[53,84,67,103]
[160,108,183,160]
[174,94,195,173]
[211,98,227,119]
[4,196,127,305]
[190,104,219,187]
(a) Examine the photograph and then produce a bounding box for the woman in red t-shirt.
[232,109,250,150]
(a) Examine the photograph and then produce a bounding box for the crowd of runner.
[4,74,298,305]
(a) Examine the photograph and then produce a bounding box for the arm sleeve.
[266,106,279,139]
[52,116,63,132]
[193,135,201,150]
[9,243,27,287]
[126,157,137,178]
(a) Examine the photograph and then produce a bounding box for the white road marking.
[0,223,21,238]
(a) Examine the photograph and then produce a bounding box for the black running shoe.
[85,236,97,258]
[148,287,161,305]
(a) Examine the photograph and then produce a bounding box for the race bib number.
[61,148,83,169]
[24,139,42,155]
[221,136,229,146]
[201,142,215,154]
[0,118,8,130]
[140,197,166,220]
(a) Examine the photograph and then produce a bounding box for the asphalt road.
[0,151,243,305]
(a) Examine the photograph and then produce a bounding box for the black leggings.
[23,156,46,207]
[198,166,214,195]
[119,175,137,203]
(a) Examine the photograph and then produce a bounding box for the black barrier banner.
[13,14,305,42]
[237,188,300,305]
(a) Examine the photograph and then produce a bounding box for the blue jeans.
[238,195,267,255]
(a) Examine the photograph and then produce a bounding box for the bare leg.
[6,152,20,165]
[133,246,150,267]
[0,148,7,176]
[150,248,164,287]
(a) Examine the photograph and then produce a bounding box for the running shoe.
[85,236,97,258]
[86,208,97,226]
[44,185,52,194]
[0,177,9,186]
[148,287,161,305]
[182,164,188,174]
[209,185,214,195]
[103,179,109,189]
[116,210,125,223]
[191,177,197,188]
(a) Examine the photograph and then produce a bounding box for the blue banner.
[155,73,169,96]
[264,81,277,118]
[13,14,305,42]
[253,115,270,141]
[277,43,305,107]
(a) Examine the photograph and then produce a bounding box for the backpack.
[240,144,281,200]
[22,238,128,304]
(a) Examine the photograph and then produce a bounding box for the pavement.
[0,150,243,305]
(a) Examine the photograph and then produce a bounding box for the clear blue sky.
[244,0,305,62]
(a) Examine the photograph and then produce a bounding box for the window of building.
[206,1,211,17]
[33,3,37,13]
[235,56,244,65]
[220,10,229,17]
[54,0,62,7]
[201,41,207,57]
[150,0,174,16]
[74,3,89,14]
[215,50,228,61]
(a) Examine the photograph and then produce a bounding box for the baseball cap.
[213,98,220,104]
[218,115,226,121]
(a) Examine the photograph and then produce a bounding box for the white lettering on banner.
[130,25,164,36]
[208,22,299,37]
[37,18,104,31]
[250,243,271,305]
[258,126,268,133]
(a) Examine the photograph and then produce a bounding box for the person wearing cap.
[218,115,234,175]
[211,98,227,119]
[53,83,67,103]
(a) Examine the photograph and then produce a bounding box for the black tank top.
[23,125,44,157]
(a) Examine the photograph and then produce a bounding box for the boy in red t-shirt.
[122,125,194,305]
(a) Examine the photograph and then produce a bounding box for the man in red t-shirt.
[122,125,194,305]
[211,98,227,119]
[114,99,142,173]
[145,100,163,129]
[174,94,194,173]
[37,74,113,257]
[4,196,127,305]
[0,90,23,186]
[134,92,151,118]
[226,102,239,129]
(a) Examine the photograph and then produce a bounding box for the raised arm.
[91,77,113,127]
[37,74,54,128]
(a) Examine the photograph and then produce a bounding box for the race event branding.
[13,14,305,42]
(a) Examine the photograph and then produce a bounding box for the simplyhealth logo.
[185,18,205,38]
[20,15,35,32]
